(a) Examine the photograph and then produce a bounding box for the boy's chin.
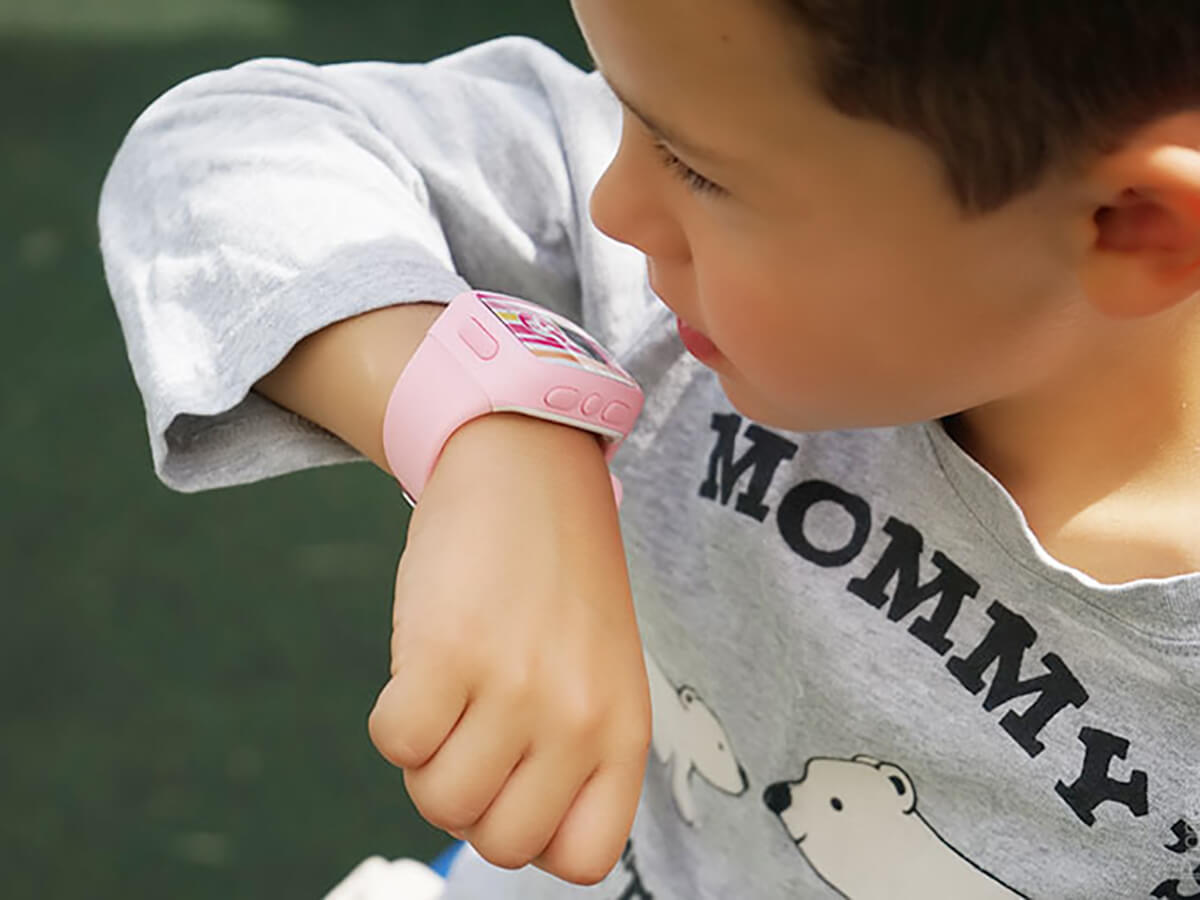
[718,374,932,435]
[716,376,828,433]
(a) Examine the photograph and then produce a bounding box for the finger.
[534,755,647,886]
[368,664,469,769]
[462,742,594,871]
[402,696,530,833]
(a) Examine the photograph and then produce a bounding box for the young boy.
[100,1,1200,897]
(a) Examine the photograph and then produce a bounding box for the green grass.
[0,3,587,897]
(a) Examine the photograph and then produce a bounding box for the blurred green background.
[0,2,586,897]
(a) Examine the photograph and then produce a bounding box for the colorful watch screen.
[481,294,637,386]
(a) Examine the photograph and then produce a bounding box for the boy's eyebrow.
[597,71,729,164]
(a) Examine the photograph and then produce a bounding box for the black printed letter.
[847,518,979,655]
[776,480,872,568]
[618,840,655,900]
[1166,819,1200,854]
[1055,727,1149,826]
[1153,864,1200,900]
[946,602,1089,757]
[699,414,798,522]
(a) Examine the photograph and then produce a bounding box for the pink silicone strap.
[382,291,637,507]
[382,333,491,501]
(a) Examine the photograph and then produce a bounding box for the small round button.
[581,393,604,416]
[545,386,581,411]
[457,317,499,360]
[601,400,632,427]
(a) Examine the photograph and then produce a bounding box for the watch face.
[480,295,637,386]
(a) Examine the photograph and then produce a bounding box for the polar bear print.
[644,649,748,825]
[763,755,1026,899]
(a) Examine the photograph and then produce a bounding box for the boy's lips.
[676,316,722,364]
[646,266,723,364]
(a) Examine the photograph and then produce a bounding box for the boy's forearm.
[254,301,610,478]
[255,302,446,471]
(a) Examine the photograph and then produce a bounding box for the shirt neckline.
[920,418,1200,646]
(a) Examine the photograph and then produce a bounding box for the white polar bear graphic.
[763,755,1026,899]
[644,650,748,825]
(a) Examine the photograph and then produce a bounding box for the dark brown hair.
[777,1,1200,214]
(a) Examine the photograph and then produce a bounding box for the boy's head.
[572,0,1200,432]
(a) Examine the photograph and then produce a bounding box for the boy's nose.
[589,149,689,263]
[590,160,650,249]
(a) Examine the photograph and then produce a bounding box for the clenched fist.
[368,413,652,886]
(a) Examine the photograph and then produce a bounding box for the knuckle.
[472,821,550,870]
[622,714,654,758]
[553,687,606,738]
[367,708,425,768]
[475,838,537,872]
[614,694,654,757]
[493,660,538,704]
[467,794,561,869]
[410,784,485,832]
[552,846,621,886]
[408,631,463,673]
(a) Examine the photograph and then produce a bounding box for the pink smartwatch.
[382,290,644,506]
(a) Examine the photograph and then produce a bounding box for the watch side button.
[458,317,499,360]
[545,386,581,411]
[601,400,632,427]
[581,393,604,416]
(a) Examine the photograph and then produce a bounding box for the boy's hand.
[368,413,652,886]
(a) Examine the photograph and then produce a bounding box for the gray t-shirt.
[99,37,1200,899]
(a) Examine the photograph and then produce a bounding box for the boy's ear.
[1079,112,1200,319]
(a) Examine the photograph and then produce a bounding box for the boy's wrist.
[448,409,608,455]
[437,411,610,487]
[381,290,642,504]
[419,411,614,517]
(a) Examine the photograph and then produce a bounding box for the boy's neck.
[947,303,1200,584]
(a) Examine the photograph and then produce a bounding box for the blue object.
[430,841,465,878]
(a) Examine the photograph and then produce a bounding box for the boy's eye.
[651,138,727,198]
